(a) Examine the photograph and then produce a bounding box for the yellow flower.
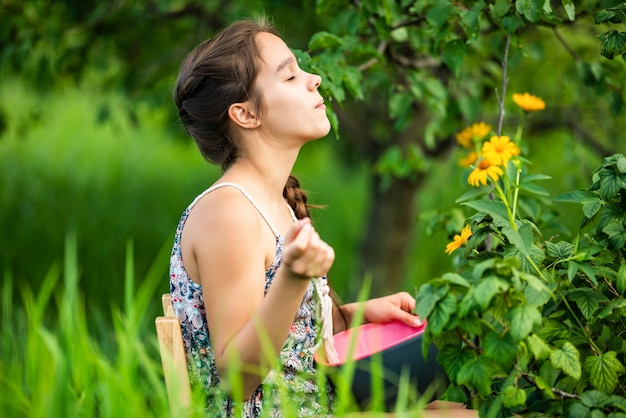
[468,158,504,187]
[455,122,492,148]
[513,92,546,112]
[458,151,478,167]
[445,225,472,255]
[481,135,520,166]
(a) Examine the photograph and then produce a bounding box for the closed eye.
[287,75,296,81]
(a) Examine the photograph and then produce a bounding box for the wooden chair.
[155,293,192,415]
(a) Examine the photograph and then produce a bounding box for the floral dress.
[169,182,334,417]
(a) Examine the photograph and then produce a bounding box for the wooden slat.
[156,293,191,414]
[162,293,174,317]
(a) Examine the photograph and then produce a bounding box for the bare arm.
[334,292,423,334]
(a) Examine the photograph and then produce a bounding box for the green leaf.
[427,293,457,336]
[503,385,527,408]
[473,275,509,310]
[502,223,533,257]
[615,153,626,172]
[490,0,511,18]
[308,31,345,51]
[484,332,519,371]
[596,9,620,24]
[441,272,470,288]
[442,39,466,76]
[598,163,626,198]
[506,305,542,341]
[580,390,611,408]
[526,334,552,360]
[600,29,626,60]
[425,1,456,29]
[519,181,551,197]
[568,288,609,320]
[437,344,473,383]
[416,283,444,319]
[503,244,545,274]
[389,91,413,123]
[523,173,552,182]
[617,263,626,294]
[460,1,483,40]
[516,0,543,23]
[342,66,363,100]
[561,0,576,21]
[533,375,556,398]
[603,222,626,250]
[579,262,599,285]
[568,403,591,416]
[584,351,626,394]
[567,260,579,282]
[583,197,604,219]
[462,200,510,225]
[457,355,498,396]
[597,299,626,319]
[545,241,575,259]
[550,341,582,380]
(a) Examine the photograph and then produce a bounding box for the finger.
[310,243,335,277]
[284,223,314,262]
[396,291,416,313]
[396,311,423,328]
[284,217,311,245]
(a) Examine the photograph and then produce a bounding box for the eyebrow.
[276,56,295,73]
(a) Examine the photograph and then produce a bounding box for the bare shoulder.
[180,185,271,286]
[186,185,264,237]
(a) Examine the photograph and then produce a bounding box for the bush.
[417,92,626,416]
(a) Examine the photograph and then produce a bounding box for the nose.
[310,73,322,89]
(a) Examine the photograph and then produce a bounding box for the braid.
[283,175,311,219]
[283,175,349,329]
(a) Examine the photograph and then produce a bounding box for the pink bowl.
[315,320,448,410]
[317,320,427,366]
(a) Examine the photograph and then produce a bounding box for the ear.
[228,102,260,129]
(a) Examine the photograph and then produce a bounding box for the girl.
[170,17,475,418]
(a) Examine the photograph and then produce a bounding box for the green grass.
[0,238,440,417]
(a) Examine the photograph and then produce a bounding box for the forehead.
[255,32,293,72]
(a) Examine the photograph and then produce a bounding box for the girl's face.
[253,32,331,145]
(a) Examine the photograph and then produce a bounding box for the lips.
[315,99,326,109]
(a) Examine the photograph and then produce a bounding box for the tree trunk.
[358,174,425,297]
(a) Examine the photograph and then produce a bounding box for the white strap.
[191,182,282,238]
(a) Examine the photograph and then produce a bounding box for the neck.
[220,146,300,202]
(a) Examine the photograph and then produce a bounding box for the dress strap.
[189,182,282,238]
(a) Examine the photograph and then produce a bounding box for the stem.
[511,165,522,221]
[492,181,517,230]
[521,373,580,400]
[553,286,602,354]
[496,35,511,137]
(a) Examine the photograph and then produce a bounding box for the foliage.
[416,90,626,415]
[596,2,626,61]
[0,0,322,99]
[295,0,626,295]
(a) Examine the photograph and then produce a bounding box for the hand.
[282,218,335,280]
[362,292,422,327]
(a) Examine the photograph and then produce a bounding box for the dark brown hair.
[174,18,313,219]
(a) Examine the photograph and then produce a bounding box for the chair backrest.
[155,293,192,415]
